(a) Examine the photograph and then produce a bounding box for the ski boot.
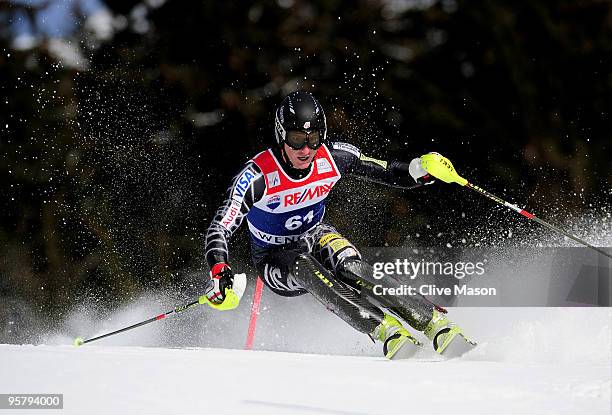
[423,309,477,358]
[373,314,422,359]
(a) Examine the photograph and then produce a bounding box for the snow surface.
[1,307,610,414]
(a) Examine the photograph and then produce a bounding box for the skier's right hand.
[205,263,234,304]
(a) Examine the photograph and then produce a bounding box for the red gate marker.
[245,276,264,350]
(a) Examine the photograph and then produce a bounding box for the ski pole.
[73,273,248,346]
[420,152,612,260]
[73,298,201,346]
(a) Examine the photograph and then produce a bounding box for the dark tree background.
[1,0,610,341]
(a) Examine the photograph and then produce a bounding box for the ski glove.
[409,157,435,185]
[205,263,234,304]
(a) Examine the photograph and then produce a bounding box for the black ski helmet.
[274,91,327,147]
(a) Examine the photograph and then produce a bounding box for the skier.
[204,91,475,359]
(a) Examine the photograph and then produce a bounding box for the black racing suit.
[205,142,434,336]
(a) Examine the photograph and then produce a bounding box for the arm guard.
[204,162,265,267]
[331,142,421,189]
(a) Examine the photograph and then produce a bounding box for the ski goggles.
[285,130,322,150]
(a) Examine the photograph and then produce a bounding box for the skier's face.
[283,142,316,169]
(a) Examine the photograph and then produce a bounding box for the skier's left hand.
[409,157,435,185]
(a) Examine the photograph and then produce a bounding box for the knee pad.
[317,232,361,270]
